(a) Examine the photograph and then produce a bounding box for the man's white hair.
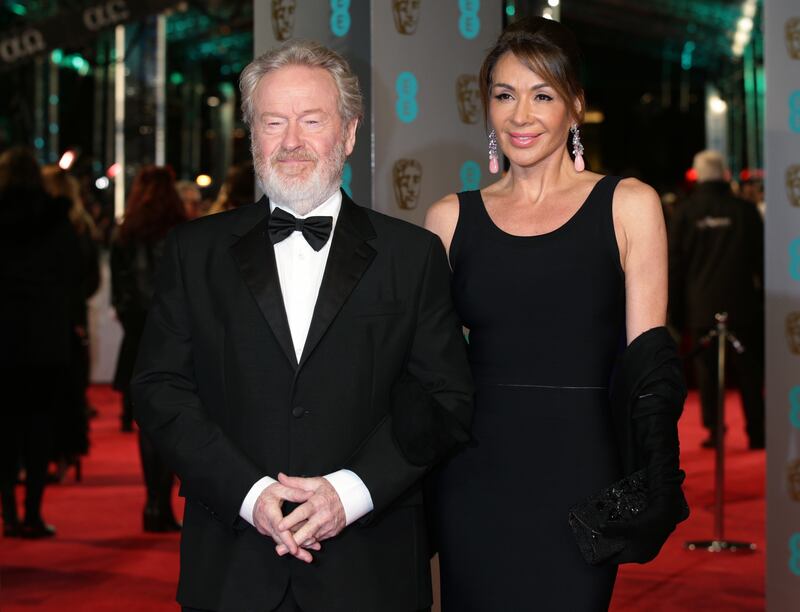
[693,150,727,182]
[239,39,363,130]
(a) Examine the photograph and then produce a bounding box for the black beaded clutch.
[567,468,649,565]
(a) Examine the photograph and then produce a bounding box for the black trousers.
[0,366,59,526]
[129,392,175,516]
[692,325,765,444]
[182,585,431,612]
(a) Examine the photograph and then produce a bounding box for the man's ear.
[344,118,358,156]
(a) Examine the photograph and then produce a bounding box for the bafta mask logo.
[788,165,800,207]
[392,0,421,35]
[787,312,800,355]
[789,460,800,501]
[271,0,296,41]
[787,17,800,59]
[393,159,422,210]
[456,75,481,124]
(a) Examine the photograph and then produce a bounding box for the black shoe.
[701,428,728,449]
[143,506,181,533]
[701,434,716,449]
[3,522,22,538]
[21,520,56,539]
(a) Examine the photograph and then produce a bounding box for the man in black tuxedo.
[131,41,473,612]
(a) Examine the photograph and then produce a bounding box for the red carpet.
[611,391,764,611]
[1,387,764,611]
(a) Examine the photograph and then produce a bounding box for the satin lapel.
[299,194,376,369]
[230,205,298,368]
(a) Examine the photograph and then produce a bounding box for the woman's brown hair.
[479,16,585,127]
[116,165,187,245]
[41,165,98,238]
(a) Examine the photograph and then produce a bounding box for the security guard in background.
[668,150,765,450]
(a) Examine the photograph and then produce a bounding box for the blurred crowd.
[0,146,253,538]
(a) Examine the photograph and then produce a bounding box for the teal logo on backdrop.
[790,533,800,576]
[395,71,419,123]
[460,160,481,191]
[341,162,353,196]
[790,237,800,281]
[458,0,480,40]
[330,0,351,37]
[791,386,800,429]
[791,91,800,133]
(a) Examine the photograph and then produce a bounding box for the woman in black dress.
[111,165,186,532]
[426,18,679,611]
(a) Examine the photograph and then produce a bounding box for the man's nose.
[281,121,302,149]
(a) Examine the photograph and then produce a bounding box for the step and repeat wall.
[254,1,500,224]
[765,1,800,609]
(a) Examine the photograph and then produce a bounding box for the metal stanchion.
[685,312,757,554]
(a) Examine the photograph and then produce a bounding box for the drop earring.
[570,123,585,172]
[488,129,499,174]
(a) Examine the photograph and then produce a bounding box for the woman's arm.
[613,178,668,344]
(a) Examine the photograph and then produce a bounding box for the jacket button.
[291,405,306,418]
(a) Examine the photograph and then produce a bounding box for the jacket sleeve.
[345,235,474,517]
[746,204,764,297]
[130,229,264,527]
[109,238,136,320]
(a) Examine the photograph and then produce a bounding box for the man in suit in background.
[668,150,764,450]
[132,40,473,612]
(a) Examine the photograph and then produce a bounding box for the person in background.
[426,17,688,610]
[668,150,765,450]
[0,147,83,538]
[176,180,203,220]
[111,165,187,532]
[41,165,101,481]
[738,177,765,218]
[205,161,255,215]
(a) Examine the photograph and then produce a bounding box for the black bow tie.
[267,207,333,251]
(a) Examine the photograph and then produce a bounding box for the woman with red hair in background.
[111,165,187,532]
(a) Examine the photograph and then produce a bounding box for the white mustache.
[273,150,317,163]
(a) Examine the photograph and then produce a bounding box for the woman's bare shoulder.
[424,193,461,253]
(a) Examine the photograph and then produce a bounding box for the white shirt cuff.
[239,475,277,526]
[323,469,374,525]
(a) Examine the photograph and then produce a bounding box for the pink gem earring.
[488,129,500,174]
[570,123,585,172]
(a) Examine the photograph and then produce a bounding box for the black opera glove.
[602,383,690,562]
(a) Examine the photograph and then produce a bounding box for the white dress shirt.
[239,190,374,527]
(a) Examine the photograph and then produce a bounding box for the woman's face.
[488,52,575,171]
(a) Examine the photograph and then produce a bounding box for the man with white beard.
[131,40,473,612]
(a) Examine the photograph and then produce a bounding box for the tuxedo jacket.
[131,192,473,612]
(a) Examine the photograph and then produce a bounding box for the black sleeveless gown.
[434,176,626,611]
